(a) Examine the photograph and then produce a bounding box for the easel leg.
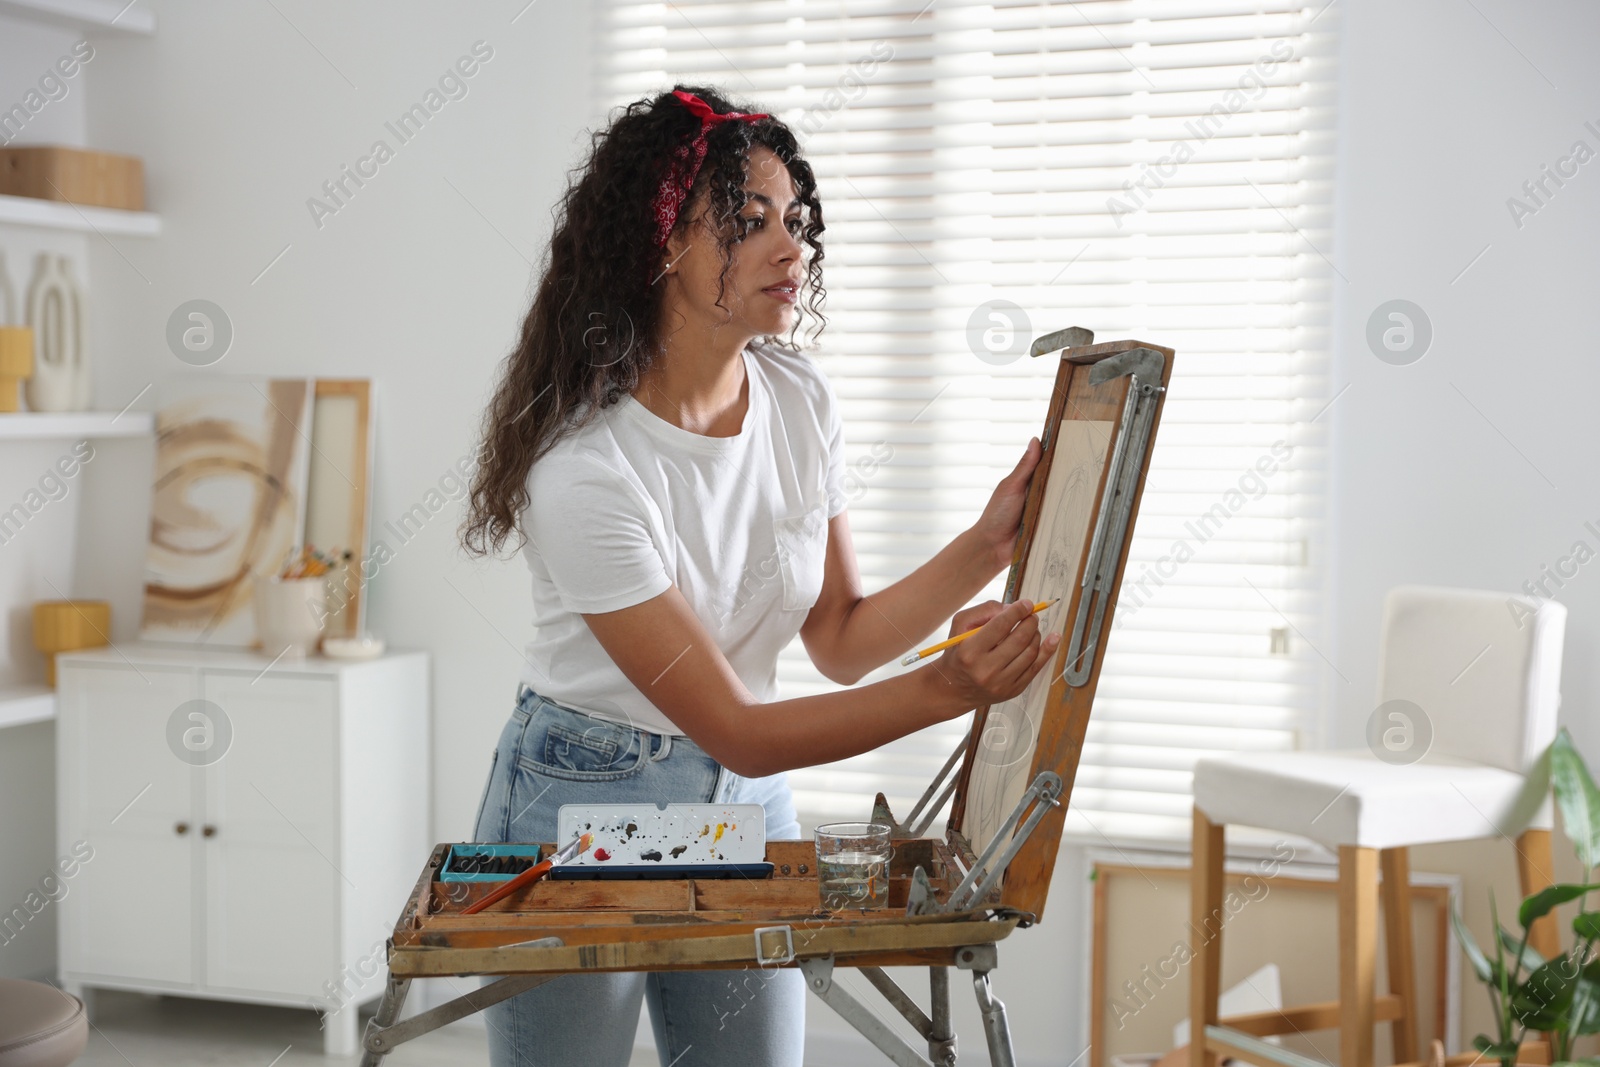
[971,970,1016,1067]
[929,967,956,1067]
[801,955,935,1067]
[358,973,411,1067]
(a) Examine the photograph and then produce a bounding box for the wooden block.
[0,327,32,378]
[0,145,145,211]
[33,600,111,653]
[0,326,34,413]
[34,600,111,688]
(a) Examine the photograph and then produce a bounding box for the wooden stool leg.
[1379,847,1418,1065]
[1190,807,1225,1067]
[1517,829,1561,960]
[1340,846,1378,1067]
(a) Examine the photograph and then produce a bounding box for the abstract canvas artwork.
[140,376,314,647]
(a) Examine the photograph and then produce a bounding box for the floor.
[75,988,660,1066]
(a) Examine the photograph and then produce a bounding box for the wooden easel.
[357,329,1173,1067]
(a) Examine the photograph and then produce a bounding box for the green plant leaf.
[1575,964,1600,1035]
[1520,883,1600,930]
[1553,728,1600,871]
[1577,912,1600,940]
[1475,1036,1522,1058]
[1512,957,1581,1028]
[1500,925,1546,971]
[1453,899,1494,983]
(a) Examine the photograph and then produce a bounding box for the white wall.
[1326,0,1600,752]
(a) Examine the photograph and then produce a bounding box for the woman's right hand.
[920,598,1060,715]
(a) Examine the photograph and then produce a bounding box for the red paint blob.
[593,848,611,861]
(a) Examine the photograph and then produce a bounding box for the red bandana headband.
[650,90,770,250]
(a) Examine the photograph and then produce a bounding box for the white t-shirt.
[516,339,846,736]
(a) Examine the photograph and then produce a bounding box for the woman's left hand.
[969,436,1043,572]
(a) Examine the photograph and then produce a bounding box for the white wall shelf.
[0,411,153,439]
[0,685,55,728]
[0,193,160,236]
[0,0,155,35]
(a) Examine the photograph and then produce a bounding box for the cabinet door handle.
[202,824,217,838]
[174,821,189,835]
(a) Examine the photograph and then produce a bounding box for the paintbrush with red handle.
[461,833,594,915]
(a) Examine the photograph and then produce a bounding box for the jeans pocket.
[517,706,648,782]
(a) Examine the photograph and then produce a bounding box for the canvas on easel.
[937,328,1174,923]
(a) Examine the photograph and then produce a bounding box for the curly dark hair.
[459,84,828,559]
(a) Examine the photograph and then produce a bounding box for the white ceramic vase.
[23,253,90,413]
[253,576,328,659]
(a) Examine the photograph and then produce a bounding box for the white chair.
[1188,585,1567,1067]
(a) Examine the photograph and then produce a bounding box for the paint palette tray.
[439,843,542,882]
[550,802,769,879]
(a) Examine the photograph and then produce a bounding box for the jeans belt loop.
[648,731,673,762]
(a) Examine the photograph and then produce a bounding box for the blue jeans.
[471,685,805,1067]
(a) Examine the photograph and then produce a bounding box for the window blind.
[595,0,1337,842]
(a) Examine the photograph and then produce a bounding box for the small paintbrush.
[461,832,595,915]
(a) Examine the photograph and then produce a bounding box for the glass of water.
[814,822,893,910]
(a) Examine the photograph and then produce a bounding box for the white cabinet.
[54,645,429,1056]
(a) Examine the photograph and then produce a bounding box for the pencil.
[900,599,1060,666]
[461,832,595,915]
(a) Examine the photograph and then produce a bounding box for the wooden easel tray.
[390,837,1016,977]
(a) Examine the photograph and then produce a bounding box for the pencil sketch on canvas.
[963,418,1114,854]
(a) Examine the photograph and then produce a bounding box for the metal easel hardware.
[928,966,957,1066]
[1028,325,1095,356]
[1062,346,1167,687]
[905,865,936,916]
[851,966,959,1067]
[945,771,1062,913]
[499,935,564,951]
[802,954,936,1067]
[754,924,796,965]
[361,970,562,1060]
[953,943,998,971]
[799,954,984,1067]
[902,736,967,837]
[972,969,1017,1067]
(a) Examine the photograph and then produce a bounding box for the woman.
[459,84,1058,1067]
